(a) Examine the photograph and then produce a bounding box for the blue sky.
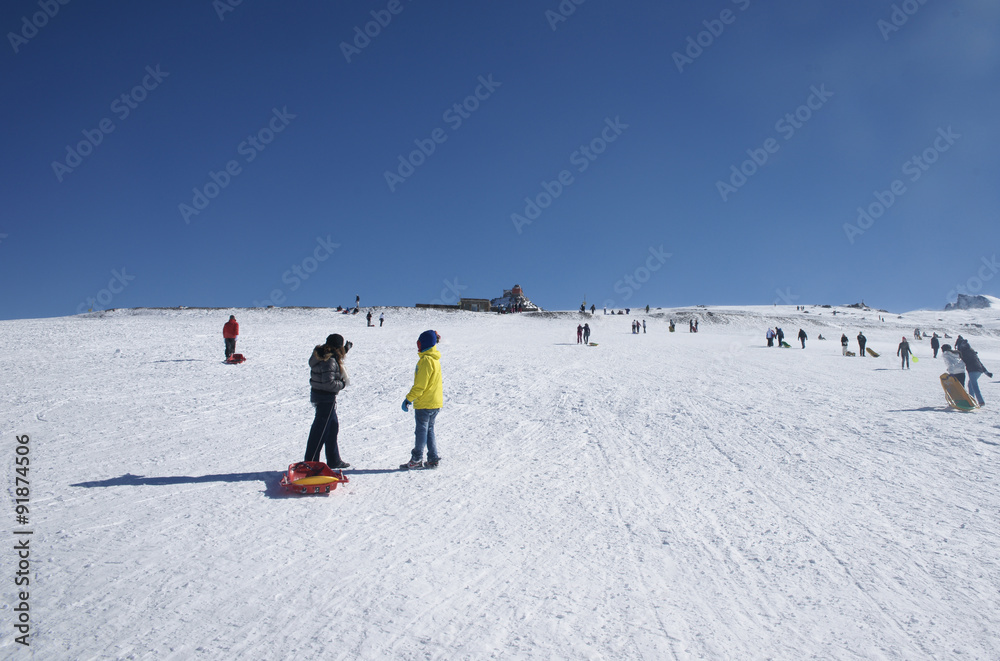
[2,0,998,320]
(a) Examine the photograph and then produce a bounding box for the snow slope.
[2,305,999,660]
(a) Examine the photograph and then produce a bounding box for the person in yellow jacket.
[401,330,443,469]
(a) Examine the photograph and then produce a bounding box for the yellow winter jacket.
[406,346,443,409]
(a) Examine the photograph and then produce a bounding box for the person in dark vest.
[956,336,993,406]
[305,334,351,469]
[857,332,867,357]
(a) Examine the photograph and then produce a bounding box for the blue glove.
[402,399,410,412]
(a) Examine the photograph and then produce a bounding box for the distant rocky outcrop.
[945,294,999,311]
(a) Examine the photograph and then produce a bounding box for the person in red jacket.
[223,315,239,359]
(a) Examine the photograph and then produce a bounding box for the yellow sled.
[940,374,978,411]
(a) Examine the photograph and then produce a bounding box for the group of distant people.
[576,323,591,344]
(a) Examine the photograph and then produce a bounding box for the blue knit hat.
[417,330,438,351]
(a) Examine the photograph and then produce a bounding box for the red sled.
[279,461,349,495]
[225,354,246,364]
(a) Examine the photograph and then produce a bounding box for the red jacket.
[223,320,239,338]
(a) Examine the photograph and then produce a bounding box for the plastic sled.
[279,461,349,494]
[866,347,879,357]
[225,354,246,364]
[940,374,978,411]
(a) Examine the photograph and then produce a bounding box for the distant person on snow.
[223,315,239,359]
[366,310,373,327]
[642,320,646,334]
[401,330,443,469]
[379,313,385,327]
[897,337,912,370]
[956,337,992,407]
[931,333,940,358]
[577,324,583,344]
[776,328,784,346]
[590,304,595,314]
[941,344,966,387]
[583,323,591,344]
[857,332,867,357]
[841,334,849,356]
[798,328,807,349]
[766,328,775,347]
[305,333,351,469]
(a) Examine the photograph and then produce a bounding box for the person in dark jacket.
[304,334,352,469]
[797,328,807,349]
[897,337,911,369]
[223,315,239,359]
[776,328,784,347]
[930,333,940,358]
[857,332,867,357]
[841,334,849,356]
[583,323,591,344]
[956,337,993,406]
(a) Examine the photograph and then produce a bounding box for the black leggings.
[305,399,341,465]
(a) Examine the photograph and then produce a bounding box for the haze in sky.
[2,0,998,320]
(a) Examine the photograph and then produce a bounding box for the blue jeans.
[411,408,440,462]
[967,371,985,406]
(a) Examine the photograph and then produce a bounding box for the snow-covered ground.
[2,304,999,660]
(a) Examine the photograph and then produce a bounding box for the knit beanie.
[326,334,344,349]
[417,330,438,351]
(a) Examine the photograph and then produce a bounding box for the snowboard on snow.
[866,347,879,357]
[780,341,791,348]
[940,374,978,411]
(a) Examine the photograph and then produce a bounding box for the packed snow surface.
[3,304,1000,660]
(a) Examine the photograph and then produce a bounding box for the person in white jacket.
[941,344,966,387]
